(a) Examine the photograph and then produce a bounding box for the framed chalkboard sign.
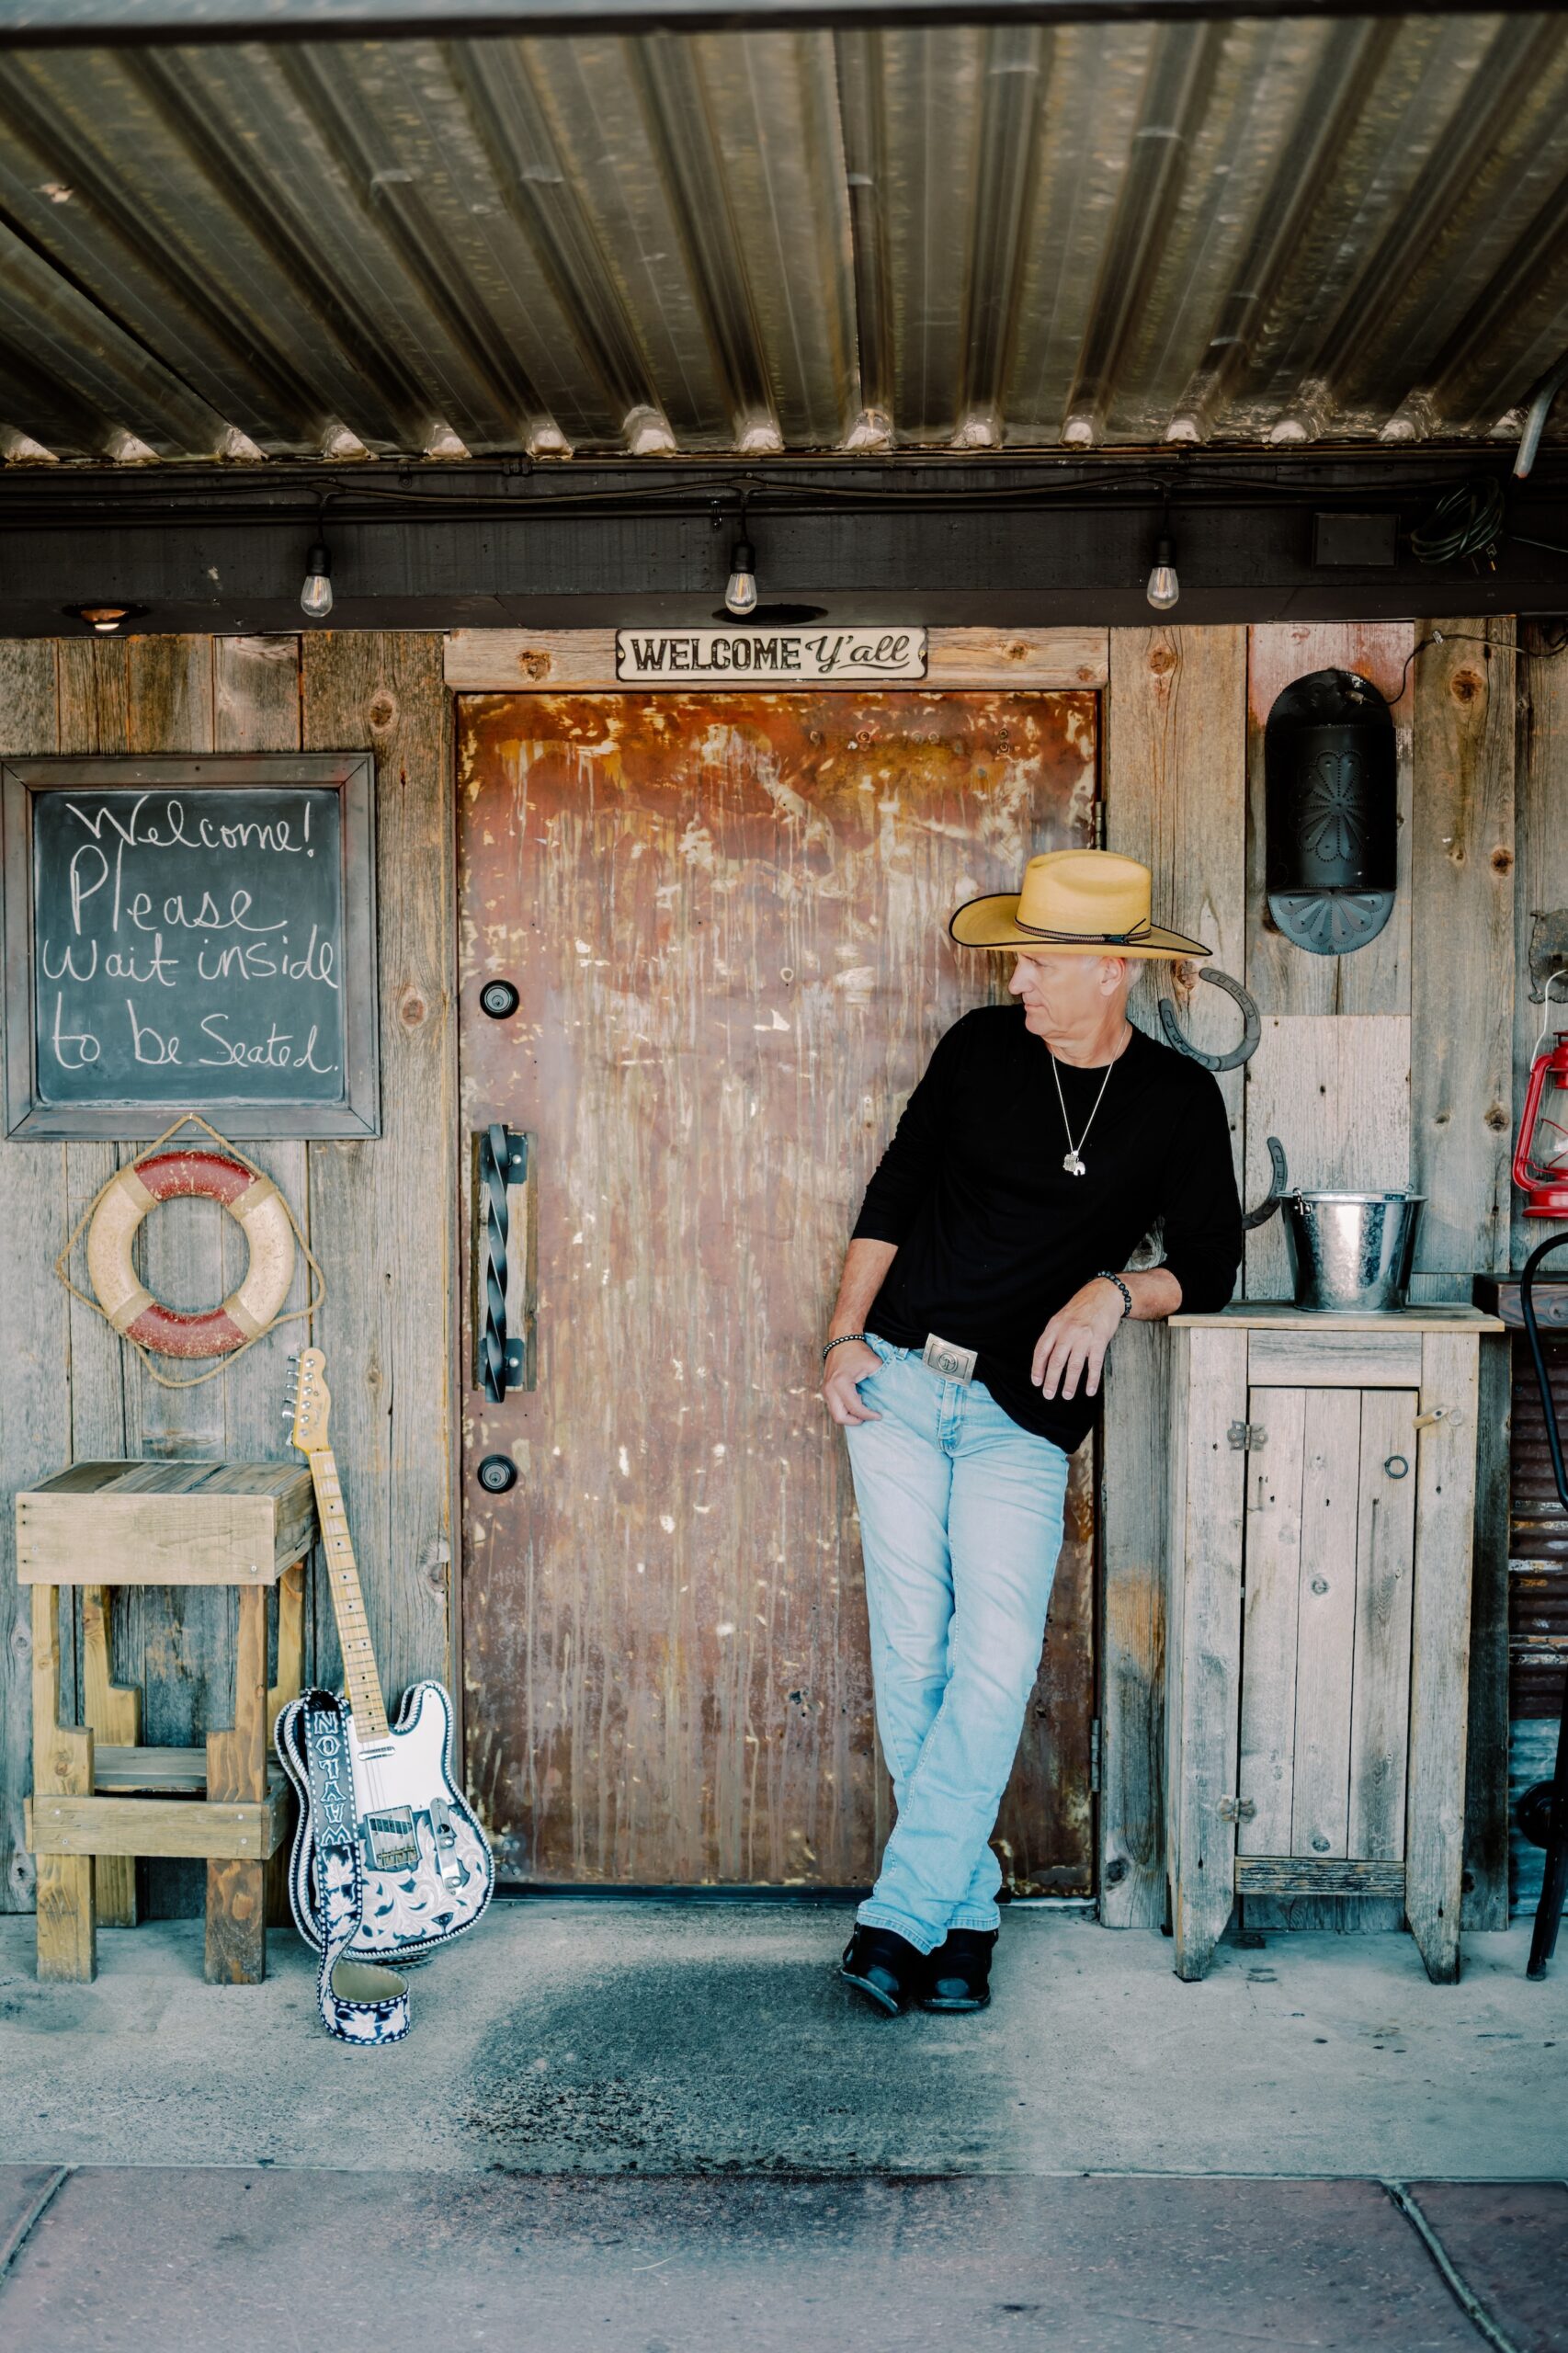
[3,754,380,1139]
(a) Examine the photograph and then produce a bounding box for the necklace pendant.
[1063,1150,1086,1177]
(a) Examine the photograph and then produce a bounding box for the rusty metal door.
[458,690,1098,1889]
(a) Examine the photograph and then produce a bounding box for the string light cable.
[5,454,1563,537]
[1406,472,1507,567]
[1369,612,1568,716]
[3,453,1562,620]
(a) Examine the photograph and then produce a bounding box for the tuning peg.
[286,1349,299,1364]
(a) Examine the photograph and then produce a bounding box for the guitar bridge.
[363,1806,419,1873]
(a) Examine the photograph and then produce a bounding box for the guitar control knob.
[478,1453,518,1495]
[480,979,520,1020]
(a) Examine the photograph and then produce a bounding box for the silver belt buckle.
[922,1332,977,1384]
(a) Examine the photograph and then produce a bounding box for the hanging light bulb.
[1145,531,1180,612]
[724,537,758,619]
[300,538,334,620]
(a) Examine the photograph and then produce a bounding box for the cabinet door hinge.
[1228,1421,1267,1451]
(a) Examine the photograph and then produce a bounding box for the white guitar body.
[279,1679,494,1965]
[280,1347,494,1979]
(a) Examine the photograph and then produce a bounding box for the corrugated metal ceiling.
[0,13,1563,466]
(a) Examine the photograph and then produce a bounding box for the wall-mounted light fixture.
[63,604,147,635]
[1265,667,1397,955]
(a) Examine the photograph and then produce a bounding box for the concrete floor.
[2,1899,1564,2179]
[6,2165,1566,2353]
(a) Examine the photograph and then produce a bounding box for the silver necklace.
[1051,1048,1117,1177]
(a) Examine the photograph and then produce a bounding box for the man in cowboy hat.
[824,849,1243,2016]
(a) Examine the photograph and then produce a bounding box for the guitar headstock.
[284,1347,332,1454]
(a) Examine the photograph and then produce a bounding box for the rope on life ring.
[85,1148,296,1360]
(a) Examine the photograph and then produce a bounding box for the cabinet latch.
[1228,1421,1267,1451]
[1217,1795,1256,1823]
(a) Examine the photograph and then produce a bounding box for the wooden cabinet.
[1165,1306,1504,1984]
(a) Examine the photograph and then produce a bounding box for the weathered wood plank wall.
[0,632,456,1916]
[0,644,68,1915]
[1101,615,1532,1936]
[301,637,456,1725]
[1410,623,1517,1292]
[1099,625,1245,1928]
[1,617,1551,1929]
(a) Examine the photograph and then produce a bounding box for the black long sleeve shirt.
[851,1006,1244,1452]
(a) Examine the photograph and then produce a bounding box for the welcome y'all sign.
[615,627,927,686]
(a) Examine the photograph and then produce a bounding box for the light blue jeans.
[844,1335,1070,1954]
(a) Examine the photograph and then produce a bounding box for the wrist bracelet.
[823,1332,870,1363]
[1096,1272,1134,1321]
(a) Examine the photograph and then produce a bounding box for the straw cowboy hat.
[949,849,1210,960]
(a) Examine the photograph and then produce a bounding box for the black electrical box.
[1312,511,1399,567]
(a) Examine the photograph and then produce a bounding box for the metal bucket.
[1280,1191,1425,1313]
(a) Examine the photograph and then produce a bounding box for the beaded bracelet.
[1096,1271,1134,1321]
[822,1331,870,1363]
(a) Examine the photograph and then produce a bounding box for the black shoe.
[839,1925,926,2016]
[920,1927,997,2012]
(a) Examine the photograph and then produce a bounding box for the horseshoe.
[1158,963,1262,1074]
[1243,1135,1290,1231]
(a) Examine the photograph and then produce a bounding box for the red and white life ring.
[86,1149,295,1359]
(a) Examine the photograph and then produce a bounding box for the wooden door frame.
[444,624,1114,1893]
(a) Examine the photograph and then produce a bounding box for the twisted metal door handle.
[475,1125,535,1401]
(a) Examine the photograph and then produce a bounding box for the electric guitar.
[277,1347,494,1964]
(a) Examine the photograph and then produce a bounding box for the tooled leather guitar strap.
[297,1688,410,2047]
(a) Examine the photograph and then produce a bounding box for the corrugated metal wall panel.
[0,16,1563,464]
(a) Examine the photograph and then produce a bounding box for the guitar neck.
[305,1447,389,1739]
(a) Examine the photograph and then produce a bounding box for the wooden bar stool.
[19,1461,317,1985]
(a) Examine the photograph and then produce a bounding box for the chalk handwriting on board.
[32,788,347,1106]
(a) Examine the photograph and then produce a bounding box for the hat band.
[1014,915,1155,946]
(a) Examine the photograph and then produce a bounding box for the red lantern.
[1515,1032,1568,1216]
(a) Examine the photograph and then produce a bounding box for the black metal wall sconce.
[1265,667,1397,956]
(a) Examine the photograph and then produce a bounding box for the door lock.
[480,978,520,1020]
